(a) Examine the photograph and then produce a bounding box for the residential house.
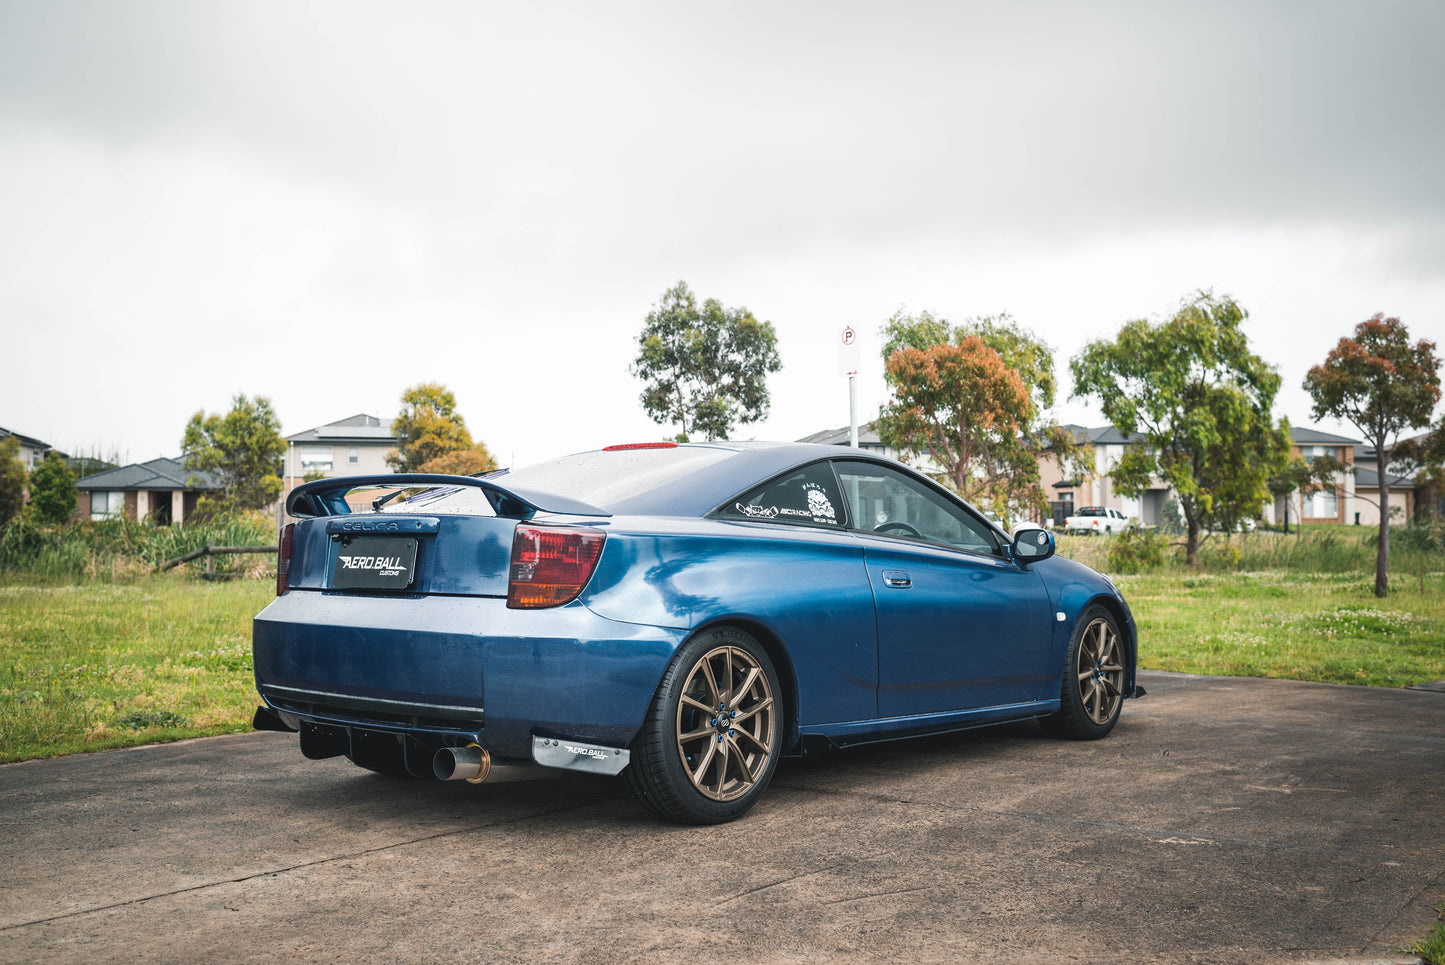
[1,425,65,472]
[1037,425,1362,529]
[74,457,224,526]
[282,414,398,519]
[1351,434,1436,525]
[795,422,899,460]
[1266,427,1360,527]
[1036,426,1172,527]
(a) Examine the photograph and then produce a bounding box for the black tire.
[627,626,783,824]
[1044,605,1125,740]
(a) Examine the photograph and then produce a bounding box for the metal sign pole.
[840,325,861,449]
[849,373,858,448]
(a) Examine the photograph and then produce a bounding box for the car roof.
[505,442,896,518]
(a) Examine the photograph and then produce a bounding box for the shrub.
[1199,540,1243,571]
[26,452,77,524]
[1105,527,1170,574]
[0,512,275,582]
[1382,515,1445,593]
[0,437,23,526]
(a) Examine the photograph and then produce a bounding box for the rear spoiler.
[285,474,611,520]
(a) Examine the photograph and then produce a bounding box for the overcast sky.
[3,0,1443,469]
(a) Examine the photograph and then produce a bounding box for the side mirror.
[1011,526,1055,563]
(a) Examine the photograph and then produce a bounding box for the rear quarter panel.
[582,517,879,726]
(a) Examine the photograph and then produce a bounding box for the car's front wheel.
[627,626,782,824]
[1044,605,1125,740]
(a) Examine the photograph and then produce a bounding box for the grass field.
[1118,569,1445,686]
[0,578,274,763]
[1,527,1442,764]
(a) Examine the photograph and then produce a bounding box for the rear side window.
[716,462,845,528]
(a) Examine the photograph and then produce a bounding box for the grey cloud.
[5,0,1443,257]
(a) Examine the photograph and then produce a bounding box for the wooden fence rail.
[157,544,278,576]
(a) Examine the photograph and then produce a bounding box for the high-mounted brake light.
[276,522,295,596]
[602,442,678,451]
[507,526,606,609]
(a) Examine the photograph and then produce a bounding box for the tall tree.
[386,383,497,473]
[1304,314,1441,597]
[632,281,782,442]
[1071,292,1289,565]
[0,436,25,526]
[26,451,77,524]
[876,310,1087,524]
[182,394,286,513]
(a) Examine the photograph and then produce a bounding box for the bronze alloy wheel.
[674,644,776,802]
[1076,615,1124,725]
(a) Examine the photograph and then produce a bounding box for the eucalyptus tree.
[1071,292,1289,565]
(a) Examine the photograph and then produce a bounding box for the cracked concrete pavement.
[1,670,1441,964]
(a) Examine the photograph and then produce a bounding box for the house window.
[1305,489,1338,517]
[1300,445,1335,461]
[91,491,125,520]
[348,446,359,464]
[300,447,333,472]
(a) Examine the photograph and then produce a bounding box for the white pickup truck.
[1062,506,1130,535]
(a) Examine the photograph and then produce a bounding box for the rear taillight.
[276,522,295,596]
[507,525,605,609]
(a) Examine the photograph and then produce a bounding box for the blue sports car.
[253,441,1141,824]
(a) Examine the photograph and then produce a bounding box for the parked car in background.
[1064,506,1131,534]
[253,442,1142,824]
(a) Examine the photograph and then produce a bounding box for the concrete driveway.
[1,671,1441,964]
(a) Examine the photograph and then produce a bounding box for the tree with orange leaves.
[876,311,1078,525]
[1305,314,1441,597]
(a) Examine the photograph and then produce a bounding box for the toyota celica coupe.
[252,441,1141,824]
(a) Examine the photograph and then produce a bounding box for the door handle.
[882,570,911,589]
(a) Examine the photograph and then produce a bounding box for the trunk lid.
[287,513,518,597]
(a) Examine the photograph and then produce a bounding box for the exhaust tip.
[434,744,491,784]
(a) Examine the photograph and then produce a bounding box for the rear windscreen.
[366,446,736,516]
[502,447,734,507]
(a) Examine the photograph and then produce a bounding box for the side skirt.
[800,699,1061,751]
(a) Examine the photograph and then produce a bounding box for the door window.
[833,460,1000,555]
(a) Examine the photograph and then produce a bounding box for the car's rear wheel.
[627,626,782,824]
[1044,605,1125,740]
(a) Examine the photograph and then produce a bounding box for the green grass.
[1052,527,1445,687]
[1418,919,1445,965]
[1401,911,1445,965]
[1116,569,1445,686]
[0,576,274,763]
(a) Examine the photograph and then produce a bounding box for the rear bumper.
[252,590,686,758]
